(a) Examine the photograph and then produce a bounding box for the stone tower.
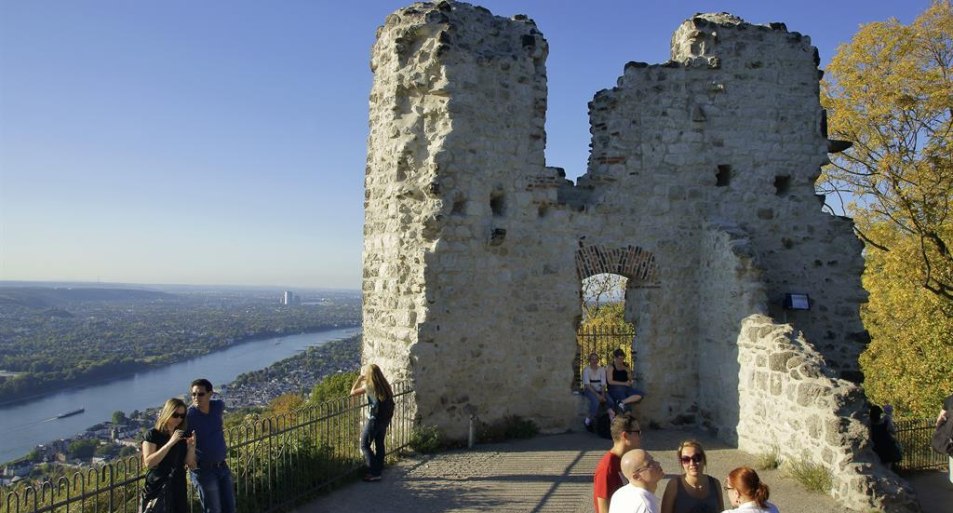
[363,2,916,510]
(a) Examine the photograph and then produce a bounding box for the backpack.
[371,396,395,424]
[594,411,612,439]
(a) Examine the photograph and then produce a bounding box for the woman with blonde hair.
[661,439,723,513]
[141,397,196,513]
[721,466,779,513]
[350,363,395,482]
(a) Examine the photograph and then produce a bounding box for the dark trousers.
[361,416,391,476]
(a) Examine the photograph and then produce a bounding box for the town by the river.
[0,327,360,464]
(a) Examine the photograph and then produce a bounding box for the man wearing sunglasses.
[187,378,235,513]
[609,449,664,513]
[593,413,642,513]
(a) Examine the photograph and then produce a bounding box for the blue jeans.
[190,465,236,513]
[361,416,391,477]
[583,389,608,417]
[607,384,645,408]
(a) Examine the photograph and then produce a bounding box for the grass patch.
[755,447,780,470]
[786,457,832,493]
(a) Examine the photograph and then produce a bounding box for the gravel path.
[293,428,951,513]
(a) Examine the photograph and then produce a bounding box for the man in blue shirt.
[187,378,235,513]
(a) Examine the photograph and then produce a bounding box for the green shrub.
[410,425,443,454]
[308,371,359,405]
[786,458,832,493]
[479,415,539,443]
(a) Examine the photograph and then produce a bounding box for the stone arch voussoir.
[575,244,660,288]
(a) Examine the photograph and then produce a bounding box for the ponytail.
[752,481,770,508]
[727,466,770,508]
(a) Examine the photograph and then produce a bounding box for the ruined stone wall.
[362,3,908,509]
[586,13,868,380]
[695,223,767,437]
[736,315,917,511]
[364,2,584,434]
[365,0,869,432]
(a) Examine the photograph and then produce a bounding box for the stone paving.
[292,428,951,513]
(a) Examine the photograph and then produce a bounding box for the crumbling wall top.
[670,12,817,67]
[372,0,547,73]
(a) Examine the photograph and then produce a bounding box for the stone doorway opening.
[573,245,659,396]
[574,273,636,391]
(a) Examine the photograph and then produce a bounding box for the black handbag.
[139,488,166,513]
[139,468,174,513]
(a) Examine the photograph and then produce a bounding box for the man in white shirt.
[608,449,664,513]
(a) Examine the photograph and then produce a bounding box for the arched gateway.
[360,2,916,511]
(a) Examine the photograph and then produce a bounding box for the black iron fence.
[895,417,948,472]
[573,326,635,390]
[1,383,414,513]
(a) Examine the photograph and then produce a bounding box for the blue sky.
[0,0,931,290]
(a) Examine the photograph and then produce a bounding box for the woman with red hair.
[721,466,779,513]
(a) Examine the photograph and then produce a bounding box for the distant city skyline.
[0,0,930,289]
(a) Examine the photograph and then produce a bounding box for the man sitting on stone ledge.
[593,413,642,513]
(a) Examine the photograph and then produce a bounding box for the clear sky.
[0,0,931,290]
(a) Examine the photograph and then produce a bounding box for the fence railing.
[895,417,948,472]
[1,383,414,513]
[573,326,635,390]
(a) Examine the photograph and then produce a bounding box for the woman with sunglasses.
[606,348,644,413]
[660,440,723,513]
[141,397,196,513]
[721,466,779,513]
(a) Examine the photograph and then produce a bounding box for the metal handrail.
[894,417,948,472]
[1,383,414,513]
[574,326,636,390]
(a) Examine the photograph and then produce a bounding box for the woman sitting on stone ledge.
[582,352,612,427]
[606,348,644,413]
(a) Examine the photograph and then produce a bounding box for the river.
[0,326,361,463]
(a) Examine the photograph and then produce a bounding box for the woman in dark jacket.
[141,397,196,513]
[870,404,902,471]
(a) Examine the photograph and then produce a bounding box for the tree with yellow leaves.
[820,1,953,417]
[821,0,953,300]
[858,221,953,417]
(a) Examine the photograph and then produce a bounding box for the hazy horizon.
[0,279,360,294]
[1,0,931,289]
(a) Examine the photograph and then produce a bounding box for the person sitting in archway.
[583,352,613,428]
[606,348,644,413]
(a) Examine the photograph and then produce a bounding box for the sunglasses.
[634,460,660,473]
[171,412,186,419]
[679,454,704,464]
[626,429,642,436]
[191,392,207,397]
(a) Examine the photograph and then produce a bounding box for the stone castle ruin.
[362,2,917,510]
